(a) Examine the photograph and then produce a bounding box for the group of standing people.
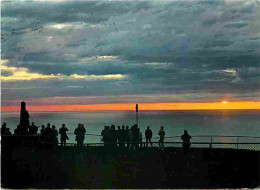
[40,123,59,146]
[40,123,86,146]
[101,124,166,150]
[1,121,192,151]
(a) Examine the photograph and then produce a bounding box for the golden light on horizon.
[222,101,228,104]
[1,101,260,112]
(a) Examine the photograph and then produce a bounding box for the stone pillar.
[19,101,30,134]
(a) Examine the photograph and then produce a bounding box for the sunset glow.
[1,102,260,112]
[222,101,229,104]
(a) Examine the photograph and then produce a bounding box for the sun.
[222,100,228,104]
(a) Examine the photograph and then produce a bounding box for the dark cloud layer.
[1,0,260,105]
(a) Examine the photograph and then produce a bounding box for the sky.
[1,0,260,111]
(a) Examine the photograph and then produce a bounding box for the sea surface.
[1,110,260,143]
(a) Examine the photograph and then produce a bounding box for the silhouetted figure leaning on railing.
[181,130,192,153]
[59,124,69,146]
[145,126,153,147]
[74,123,86,146]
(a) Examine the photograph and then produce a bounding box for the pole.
[210,136,213,148]
[136,104,138,126]
[136,112,138,126]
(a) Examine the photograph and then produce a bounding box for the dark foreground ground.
[1,137,260,189]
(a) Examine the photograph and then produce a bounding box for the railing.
[61,141,260,151]
[63,133,260,143]
[2,134,260,151]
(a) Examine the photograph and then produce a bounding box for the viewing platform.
[1,134,260,189]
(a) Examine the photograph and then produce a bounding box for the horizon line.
[1,101,260,112]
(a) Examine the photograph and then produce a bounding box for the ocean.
[1,110,260,143]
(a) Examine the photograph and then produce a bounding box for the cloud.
[69,73,126,80]
[50,24,74,29]
[1,0,260,104]
[1,60,127,81]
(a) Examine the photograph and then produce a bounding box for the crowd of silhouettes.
[1,121,192,151]
[101,124,143,149]
[101,124,160,150]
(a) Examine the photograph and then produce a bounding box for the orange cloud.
[1,102,260,112]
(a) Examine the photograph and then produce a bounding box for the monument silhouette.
[15,101,30,135]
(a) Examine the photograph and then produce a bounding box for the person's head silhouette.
[161,126,164,130]
[111,125,115,130]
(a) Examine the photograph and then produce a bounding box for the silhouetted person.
[110,125,117,147]
[131,124,139,150]
[40,125,45,141]
[117,126,124,147]
[145,126,153,147]
[101,126,111,147]
[59,124,69,146]
[44,123,53,143]
[158,126,165,150]
[5,128,12,135]
[139,128,143,147]
[52,125,58,146]
[74,124,86,146]
[1,123,12,135]
[29,122,38,135]
[181,130,192,153]
[126,126,130,149]
[1,122,7,135]
[14,124,23,135]
[19,101,30,134]
[121,125,126,147]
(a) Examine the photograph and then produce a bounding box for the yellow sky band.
[1,102,260,112]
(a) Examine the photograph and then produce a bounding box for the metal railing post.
[237,137,239,149]
[210,136,213,148]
